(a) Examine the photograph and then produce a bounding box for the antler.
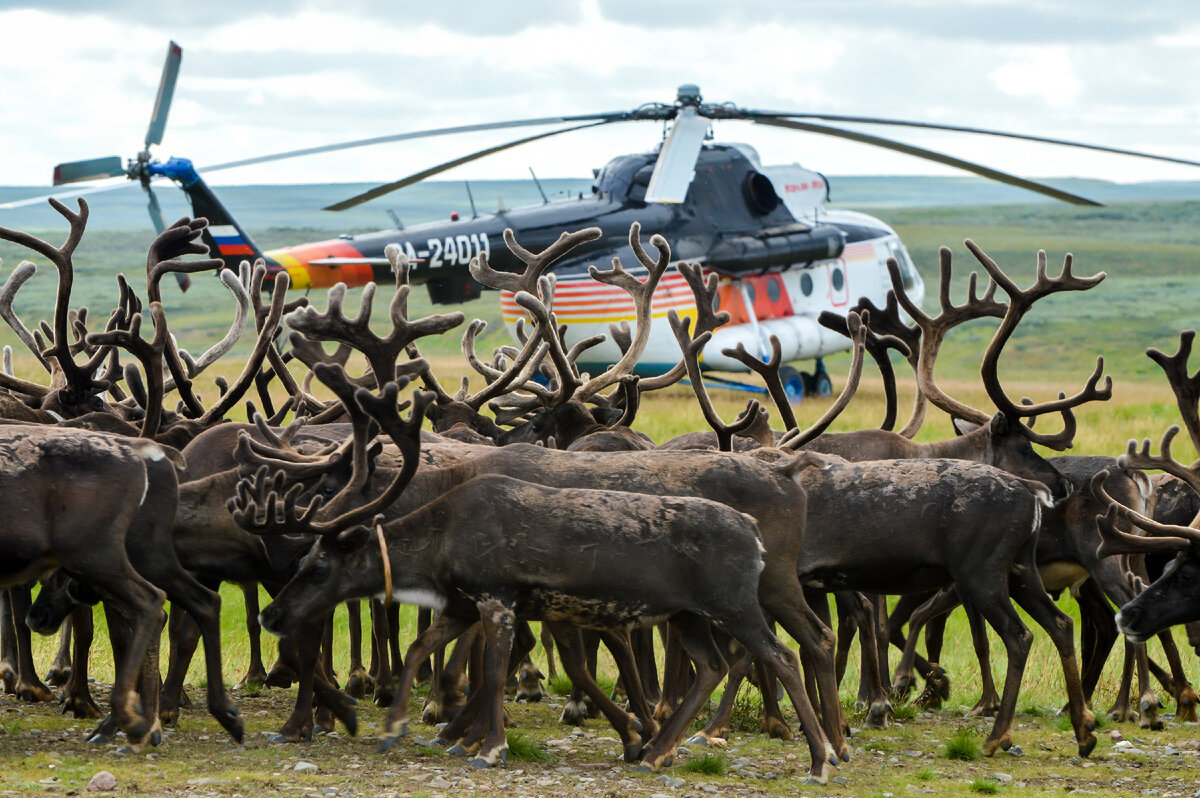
[636,260,730,392]
[286,249,464,389]
[971,241,1112,429]
[1117,427,1200,507]
[0,259,49,372]
[780,310,870,450]
[890,245,1006,426]
[470,227,602,296]
[230,381,432,540]
[86,302,170,437]
[668,309,766,451]
[1091,471,1200,556]
[825,290,923,435]
[1144,330,1200,455]
[576,223,671,400]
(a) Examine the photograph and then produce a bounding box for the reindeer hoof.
[761,716,793,740]
[866,700,893,729]
[45,665,71,688]
[448,744,471,758]
[1177,689,1199,723]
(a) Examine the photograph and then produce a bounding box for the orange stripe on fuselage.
[265,239,374,290]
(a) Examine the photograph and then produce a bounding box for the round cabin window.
[766,276,781,303]
[831,267,845,292]
[800,273,813,297]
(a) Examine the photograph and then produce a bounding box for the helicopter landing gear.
[801,359,834,399]
[779,366,805,404]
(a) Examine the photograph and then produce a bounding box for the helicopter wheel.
[779,365,805,404]
[804,361,834,398]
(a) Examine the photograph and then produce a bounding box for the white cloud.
[989,49,1083,108]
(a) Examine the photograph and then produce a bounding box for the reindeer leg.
[8,586,55,703]
[514,621,545,703]
[271,623,323,742]
[379,613,475,750]
[560,631,601,725]
[539,622,558,681]
[914,610,951,708]
[964,601,1001,717]
[632,626,661,705]
[45,615,72,687]
[639,616,731,773]
[689,647,751,746]
[238,583,269,688]
[1155,632,1198,722]
[414,608,433,684]
[1009,564,1096,757]
[548,623,648,763]
[423,623,477,724]
[159,605,201,726]
[0,589,16,694]
[345,600,369,699]
[458,598,515,768]
[1109,643,1138,722]
[1133,642,1164,730]
[370,600,395,707]
[61,606,100,720]
[966,581,1033,757]
[892,588,958,703]
[599,629,657,739]
[840,591,891,727]
[1074,579,1118,704]
[833,592,857,690]
[723,613,836,785]
[774,586,847,761]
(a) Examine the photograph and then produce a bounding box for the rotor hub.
[676,84,702,107]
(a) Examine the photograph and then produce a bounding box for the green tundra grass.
[1,199,1199,795]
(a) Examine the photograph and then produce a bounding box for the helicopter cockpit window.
[886,240,920,291]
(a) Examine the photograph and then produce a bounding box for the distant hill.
[5,175,1200,232]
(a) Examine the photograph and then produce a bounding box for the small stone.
[294,761,319,772]
[650,794,674,798]
[903,750,922,758]
[702,786,719,794]
[1006,745,1024,757]
[832,776,850,784]
[1111,730,1125,742]
[655,776,685,788]
[993,773,1013,784]
[187,778,229,786]
[428,777,453,789]
[1165,745,1181,756]
[85,772,116,792]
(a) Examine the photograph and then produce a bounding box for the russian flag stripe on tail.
[209,225,255,256]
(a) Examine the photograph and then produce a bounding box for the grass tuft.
[944,728,982,761]
[547,674,573,696]
[679,753,728,775]
[506,731,556,763]
[1019,703,1047,718]
[969,777,1000,794]
[893,703,919,721]
[729,682,765,732]
[914,767,937,780]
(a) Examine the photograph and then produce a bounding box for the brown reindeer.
[233,379,839,782]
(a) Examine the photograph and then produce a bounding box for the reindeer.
[231,377,839,782]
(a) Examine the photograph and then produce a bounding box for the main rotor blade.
[754,117,1103,206]
[644,107,709,204]
[53,156,127,186]
[145,185,167,234]
[204,112,629,174]
[746,110,1200,170]
[0,178,135,211]
[146,41,182,148]
[323,121,613,211]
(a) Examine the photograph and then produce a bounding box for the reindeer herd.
[2,197,1200,785]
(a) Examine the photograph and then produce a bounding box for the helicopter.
[8,42,1200,401]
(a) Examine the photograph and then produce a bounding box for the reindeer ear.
[333,525,372,553]
[952,417,980,437]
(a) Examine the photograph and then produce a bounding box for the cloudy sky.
[3,0,1199,192]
